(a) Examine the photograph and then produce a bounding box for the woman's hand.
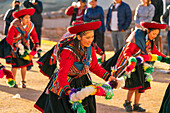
[168,26,170,31]
[108,75,117,82]
[101,54,105,62]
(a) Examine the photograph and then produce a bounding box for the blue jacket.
[83,5,105,33]
[106,2,132,31]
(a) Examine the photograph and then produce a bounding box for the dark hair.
[19,15,26,20]
[77,30,93,37]
[15,0,20,4]
[148,28,159,33]
[57,30,91,59]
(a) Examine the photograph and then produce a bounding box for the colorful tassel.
[157,56,162,61]
[165,57,170,64]
[125,65,135,73]
[150,54,158,61]
[94,86,105,96]
[70,100,86,113]
[3,68,14,79]
[22,50,37,61]
[7,78,15,87]
[141,55,150,62]
[144,64,154,74]
[145,73,153,82]
[136,56,144,65]
[128,57,137,63]
[97,57,102,64]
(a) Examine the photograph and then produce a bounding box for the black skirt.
[102,49,150,93]
[35,74,96,113]
[0,38,33,68]
[123,64,151,93]
[159,84,170,113]
[37,45,56,78]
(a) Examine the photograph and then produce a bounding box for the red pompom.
[3,69,14,79]
[125,65,135,73]
[141,55,150,62]
[95,86,105,96]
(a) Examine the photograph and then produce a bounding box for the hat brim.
[140,22,167,29]
[13,8,35,18]
[67,21,101,34]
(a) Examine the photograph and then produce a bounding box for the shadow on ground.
[152,70,170,83]
[0,84,42,101]
[97,103,125,113]
[97,103,153,113]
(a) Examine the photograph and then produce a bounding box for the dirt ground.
[0,41,169,113]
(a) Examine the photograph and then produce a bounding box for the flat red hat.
[13,8,35,18]
[67,20,101,34]
[140,22,167,29]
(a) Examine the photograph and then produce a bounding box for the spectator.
[106,0,132,52]
[23,0,43,58]
[3,0,21,35]
[151,0,163,50]
[151,0,163,23]
[161,5,170,55]
[134,0,155,29]
[65,0,87,25]
[83,0,105,58]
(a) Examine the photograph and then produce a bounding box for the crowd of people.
[0,0,170,113]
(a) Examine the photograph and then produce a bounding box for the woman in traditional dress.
[0,8,39,88]
[65,0,87,25]
[34,20,116,113]
[102,22,168,112]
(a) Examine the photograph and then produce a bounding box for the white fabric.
[110,11,118,31]
[115,3,120,9]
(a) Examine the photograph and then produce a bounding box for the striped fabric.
[49,36,76,65]
[48,40,92,97]
[113,45,141,78]
[102,72,110,80]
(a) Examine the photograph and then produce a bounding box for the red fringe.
[37,61,43,66]
[34,104,44,113]
[12,63,33,68]
[40,70,50,79]
[123,86,143,90]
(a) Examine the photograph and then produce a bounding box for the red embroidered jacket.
[57,47,110,90]
[6,26,39,46]
[123,42,166,59]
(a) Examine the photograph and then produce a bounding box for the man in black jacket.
[3,0,21,35]
[151,0,163,23]
[23,0,43,57]
[151,0,163,50]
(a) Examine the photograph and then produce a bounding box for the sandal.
[21,81,26,88]
[12,83,18,88]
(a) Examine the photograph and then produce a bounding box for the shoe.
[123,100,132,112]
[21,81,26,88]
[133,104,146,112]
[12,83,18,88]
[37,53,41,58]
